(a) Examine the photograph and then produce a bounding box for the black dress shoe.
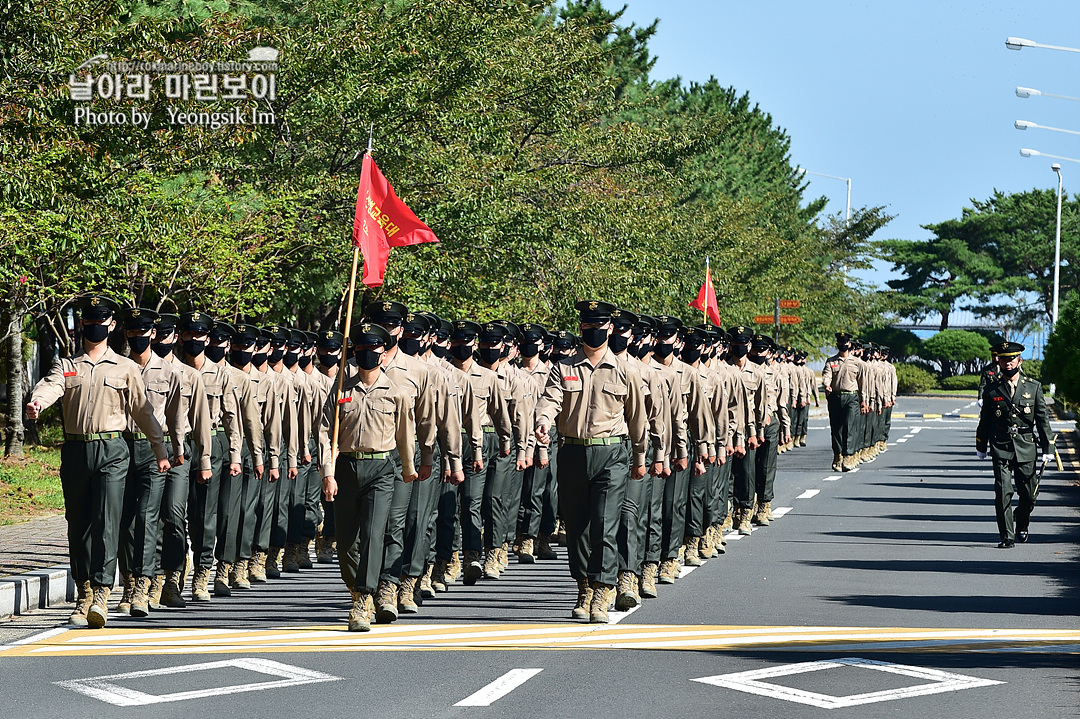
[997,539,1015,549]
[1017,531,1029,543]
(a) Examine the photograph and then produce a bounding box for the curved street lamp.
[1019,148,1080,164]
[1016,86,1080,102]
[1006,37,1080,53]
[1015,120,1080,137]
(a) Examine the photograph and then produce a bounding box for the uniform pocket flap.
[103,375,128,390]
[602,382,627,397]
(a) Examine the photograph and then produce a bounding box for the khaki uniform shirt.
[225,364,265,461]
[188,357,242,464]
[519,360,552,460]
[31,347,168,460]
[822,353,868,402]
[168,355,213,471]
[422,354,468,474]
[128,353,186,458]
[727,357,766,440]
[455,360,514,463]
[384,349,462,471]
[634,356,669,467]
[267,365,299,470]
[318,370,416,478]
[495,363,534,463]
[535,347,649,467]
[244,364,280,469]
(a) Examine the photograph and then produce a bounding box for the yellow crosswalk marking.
[3,624,1078,657]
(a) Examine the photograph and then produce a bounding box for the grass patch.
[920,389,979,396]
[0,444,64,526]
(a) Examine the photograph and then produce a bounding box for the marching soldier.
[516,323,556,564]
[318,322,417,631]
[725,326,766,535]
[821,333,868,472]
[975,341,1054,548]
[260,325,300,579]
[26,296,171,628]
[749,335,790,526]
[534,300,648,623]
[313,330,345,563]
[678,326,720,567]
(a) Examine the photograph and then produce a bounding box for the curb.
[892,413,979,419]
[0,564,75,621]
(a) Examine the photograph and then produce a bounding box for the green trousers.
[334,455,395,594]
[993,455,1039,542]
[754,415,780,503]
[558,441,629,586]
[60,436,129,587]
[457,431,499,554]
[119,437,165,577]
[400,443,441,578]
[434,434,471,562]
[216,443,253,564]
[156,439,193,575]
[618,443,653,573]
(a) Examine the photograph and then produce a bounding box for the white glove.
[976,451,987,460]
[977,399,983,407]
[1042,453,1054,464]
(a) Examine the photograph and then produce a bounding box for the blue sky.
[618,1,1080,292]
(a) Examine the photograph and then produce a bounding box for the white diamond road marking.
[54,658,340,707]
[692,657,1003,709]
[455,669,544,706]
[823,475,841,482]
[772,506,793,518]
[796,489,819,500]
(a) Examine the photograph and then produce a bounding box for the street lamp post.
[1016,86,1080,102]
[1006,37,1080,54]
[798,169,851,221]
[1052,164,1063,328]
[1019,148,1080,165]
[1015,120,1080,138]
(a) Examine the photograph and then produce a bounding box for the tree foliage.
[1043,293,1080,406]
[918,329,991,378]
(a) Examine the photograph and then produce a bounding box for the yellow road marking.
[959,414,979,419]
[3,625,1078,657]
[922,413,943,419]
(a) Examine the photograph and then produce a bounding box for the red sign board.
[752,315,775,324]
[778,299,801,309]
[778,315,801,325]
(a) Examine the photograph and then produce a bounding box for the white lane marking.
[823,475,841,482]
[847,467,859,473]
[608,604,642,625]
[54,658,340,707]
[910,427,924,434]
[796,489,819,500]
[896,438,908,443]
[455,668,544,706]
[772,507,793,518]
[726,533,746,541]
[0,627,69,652]
[692,657,1004,709]
[678,564,700,579]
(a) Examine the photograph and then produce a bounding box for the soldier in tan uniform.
[678,326,722,567]
[260,325,300,578]
[318,322,417,631]
[148,313,212,610]
[516,323,557,564]
[534,300,648,624]
[726,326,766,535]
[179,311,242,602]
[821,332,869,472]
[115,308,185,618]
[27,296,171,629]
[750,335,791,526]
[313,330,344,563]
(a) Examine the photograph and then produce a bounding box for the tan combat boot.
[640,562,659,599]
[699,529,716,559]
[800,434,808,447]
[448,551,462,581]
[348,589,373,632]
[117,572,135,615]
[683,536,702,566]
[658,558,679,584]
[737,507,753,535]
[248,550,268,583]
[498,542,510,570]
[571,577,592,621]
[69,580,92,627]
[266,547,283,579]
[317,537,335,564]
[615,571,641,611]
[191,566,211,602]
[374,580,399,624]
[722,514,733,532]
[752,503,770,526]
[86,585,111,629]
[462,550,482,586]
[148,574,165,609]
[231,559,251,590]
[535,533,558,560]
[398,576,419,614]
[712,524,727,553]
[832,452,842,472]
[419,564,436,599]
[553,520,567,546]
[590,581,614,624]
[482,548,502,580]
[517,536,535,564]
[214,561,232,597]
[283,543,300,573]
[161,571,187,608]
[298,539,313,569]
[841,455,856,472]
[764,501,774,521]
[432,558,451,592]
[130,576,152,617]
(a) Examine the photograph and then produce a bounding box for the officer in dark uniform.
[975,341,1054,548]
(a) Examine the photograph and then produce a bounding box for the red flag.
[353,153,439,287]
[689,265,722,326]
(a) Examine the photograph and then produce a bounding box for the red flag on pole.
[689,263,722,326]
[353,153,439,288]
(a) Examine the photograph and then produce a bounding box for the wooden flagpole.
[330,124,374,471]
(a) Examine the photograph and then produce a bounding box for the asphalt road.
[2,396,1077,718]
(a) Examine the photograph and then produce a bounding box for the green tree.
[918,329,991,378]
[1043,293,1080,406]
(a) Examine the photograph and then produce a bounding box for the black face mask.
[608,333,630,354]
[1002,365,1020,377]
[83,324,110,343]
[838,343,852,352]
[318,353,339,368]
[282,352,299,368]
[269,347,285,364]
[205,345,227,363]
[729,344,749,358]
[298,355,312,369]
[653,342,674,359]
[152,341,174,358]
[127,336,152,354]
[399,337,421,356]
[231,349,253,366]
[432,345,450,360]
[252,351,268,366]
[479,347,502,366]
[748,354,766,365]
[356,349,382,371]
[384,333,398,350]
[681,345,703,364]
[520,343,540,358]
[183,339,206,357]
[451,344,474,361]
[635,342,654,359]
[581,327,608,349]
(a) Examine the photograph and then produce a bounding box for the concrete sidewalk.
[0,515,73,621]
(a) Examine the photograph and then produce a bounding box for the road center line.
[796,489,819,500]
[822,475,841,482]
[896,438,908,443]
[772,507,793,518]
[454,668,544,706]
